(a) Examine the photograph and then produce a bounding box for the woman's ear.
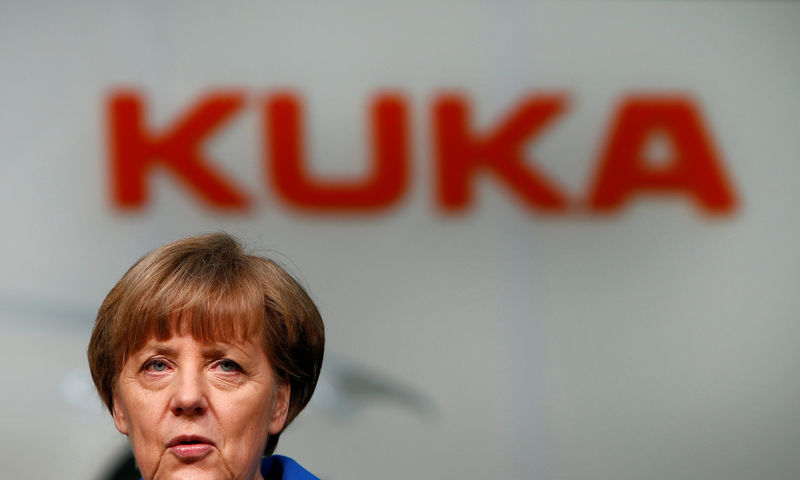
[112,396,129,435]
[268,382,290,435]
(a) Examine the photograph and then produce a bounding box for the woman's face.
[112,333,289,480]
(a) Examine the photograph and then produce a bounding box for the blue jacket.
[262,455,320,480]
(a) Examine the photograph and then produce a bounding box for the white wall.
[1,1,799,479]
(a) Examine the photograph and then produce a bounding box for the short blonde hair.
[87,232,324,455]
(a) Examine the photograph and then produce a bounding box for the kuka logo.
[108,90,738,214]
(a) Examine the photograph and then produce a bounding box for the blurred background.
[2,1,799,479]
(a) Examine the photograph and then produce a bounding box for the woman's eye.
[145,360,168,372]
[218,359,240,372]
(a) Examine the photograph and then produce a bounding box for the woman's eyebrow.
[201,346,228,357]
[201,343,251,359]
[151,345,177,356]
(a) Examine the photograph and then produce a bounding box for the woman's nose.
[169,370,208,416]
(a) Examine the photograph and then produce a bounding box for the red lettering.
[107,88,741,217]
[433,94,569,212]
[266,92,408,211]
[110,90,250,210]
[589,96,737,214]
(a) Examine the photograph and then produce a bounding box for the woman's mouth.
[167,435,214,461]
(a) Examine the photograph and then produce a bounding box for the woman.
[88,233,324,480]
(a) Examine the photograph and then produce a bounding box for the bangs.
[127,286,264,353]
[110,251,268,368]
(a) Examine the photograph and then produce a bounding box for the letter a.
[109,90,249,210]
[589,96,737,214]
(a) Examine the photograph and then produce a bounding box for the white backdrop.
[1,1,799,479]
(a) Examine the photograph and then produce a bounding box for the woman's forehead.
[130,332,264,357]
